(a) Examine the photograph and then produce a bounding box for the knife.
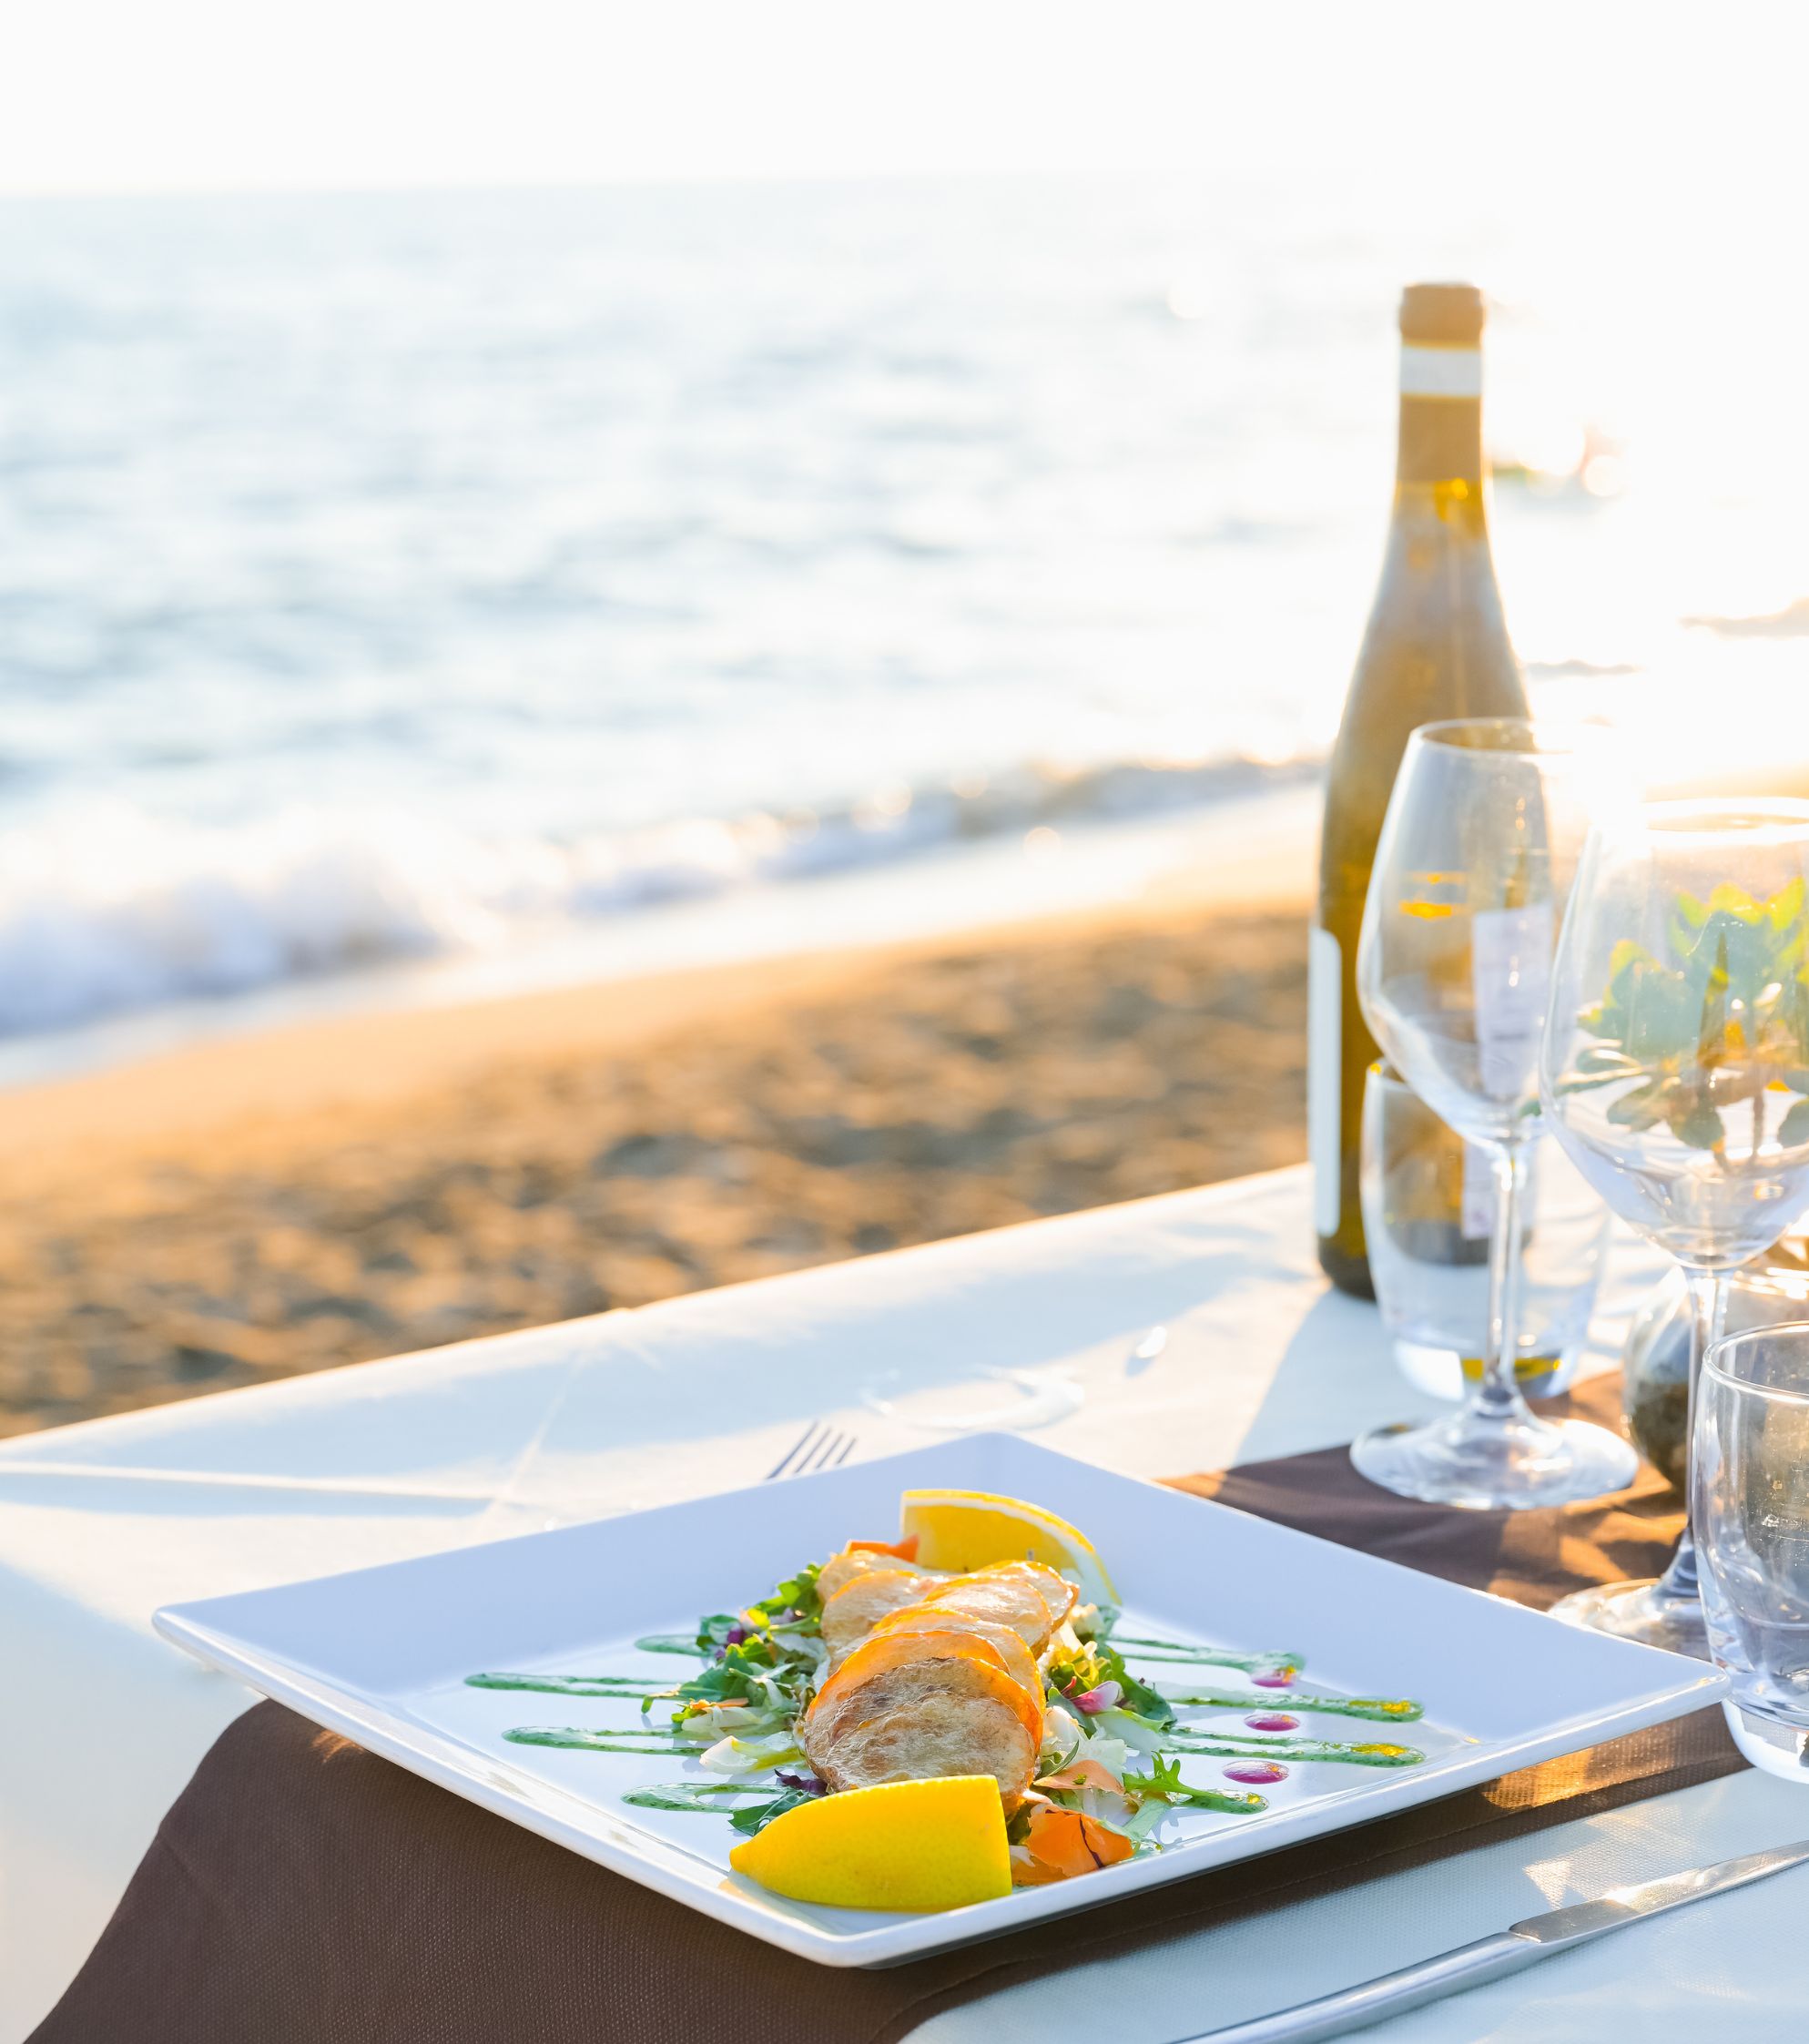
[1171,1837,1809,2044]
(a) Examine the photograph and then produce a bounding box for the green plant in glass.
[1560,879,1809,1154]
[1540,806,1809,1655]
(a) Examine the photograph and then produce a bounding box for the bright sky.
[6,0,1807,198]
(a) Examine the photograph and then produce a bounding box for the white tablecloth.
[2,1165,1803,2042]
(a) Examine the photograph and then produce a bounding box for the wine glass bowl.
[1350,718,1638,1510]
[1357,718,1602,1150]
[1540,798,1809,1652]
[1542,805,1809,1270]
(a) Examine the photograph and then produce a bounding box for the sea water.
[3,173,1805,1062]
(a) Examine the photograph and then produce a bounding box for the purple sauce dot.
[1224,1760,1288,1785]
[1244,1712,1299,1732]
[1251,1669,1296,1689]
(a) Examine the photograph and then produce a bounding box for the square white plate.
[155,1431,1723,1967]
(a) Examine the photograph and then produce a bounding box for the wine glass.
[1540,798,1809,1653]
[1354,718,1639,1508]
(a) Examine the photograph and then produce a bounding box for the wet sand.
[0,891,1309,1439]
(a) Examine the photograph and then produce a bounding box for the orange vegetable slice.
[1034,1757,1123,1795]
[1020,1802,1136,1878]
[1009,1843,1071,1886]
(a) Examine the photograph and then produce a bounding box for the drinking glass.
[1540,798,1809,1654]
[1361,1061,1611,1402]
[1354,718,1638,1507]
[1695,1321,1809,1776]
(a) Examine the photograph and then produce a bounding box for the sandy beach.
[0,857,1312,1439]
[15,742,1809,1445]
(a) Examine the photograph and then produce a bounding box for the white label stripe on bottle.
[1470,901,1554,1102]
[1460,1141,1494,1241]
[1308,926,1342,1238]
[1399,345,1482,400]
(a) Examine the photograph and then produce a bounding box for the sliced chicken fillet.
[974,1560,1078,1632]
[816,1544,942,1604]
[818,1569,932,1660]
[915,1573,1063,1655]
[805,1691,1037,1813]
[807,1642,1042,1754]
[869,1608,1042,1700]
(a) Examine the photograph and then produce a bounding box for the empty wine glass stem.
[1652,1266,1726,1605]
[1476,1141,1533,1424]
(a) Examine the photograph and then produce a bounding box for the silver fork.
[764,1419,858,1480]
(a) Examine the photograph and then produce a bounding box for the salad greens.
[1044,1639,1176,1728]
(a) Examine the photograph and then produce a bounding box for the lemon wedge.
[729,1775,1011,1912]
[899,1489,1118,1607]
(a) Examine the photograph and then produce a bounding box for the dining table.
[3,1161,1804,2042]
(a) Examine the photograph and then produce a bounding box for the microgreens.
[622,1779,818,1834]
[1122,1754,1266,1816]
[1046,1642,1175,1730]
[744,1562,824,1633]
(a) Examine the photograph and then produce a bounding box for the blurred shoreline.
[12,743,1809,1442]
[0,781,1319,1092]
[0,827,1313,1439]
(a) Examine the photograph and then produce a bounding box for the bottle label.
[1309,925,1341,1237]
[1399,345,1482,400]
[1460,1142,1494,1240]
[1470,902,1554,1101]
[1462,1139,1540,1241]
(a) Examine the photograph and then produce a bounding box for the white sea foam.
[0,758,1318,1036]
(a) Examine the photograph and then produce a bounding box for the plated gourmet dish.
[467,1488,1425,1913]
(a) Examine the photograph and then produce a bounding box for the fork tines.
[764,1419,858,1481]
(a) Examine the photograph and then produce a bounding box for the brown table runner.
[31,1375,1742,2044]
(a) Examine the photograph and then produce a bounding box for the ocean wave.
[1522,657,1643,679]
[1682,598,1809,641]
[0,754,1318,1038]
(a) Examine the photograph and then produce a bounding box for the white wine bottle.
[1312,283,1530,1297]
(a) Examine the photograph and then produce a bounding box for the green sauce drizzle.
[1111,1635,1306,1674]
[1164,1732,1422,1767]
[468,1672,666,1696]
[1160,1687,1422,1723]
[503,1725,686,1754]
